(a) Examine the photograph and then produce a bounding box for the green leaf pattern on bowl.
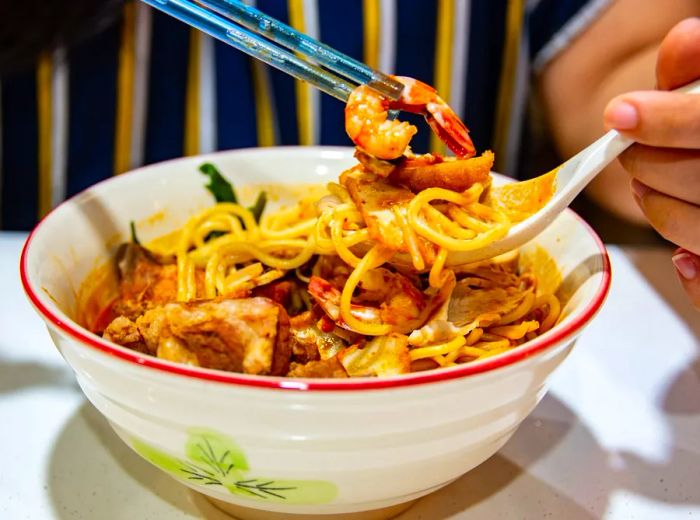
[132,428,337,504]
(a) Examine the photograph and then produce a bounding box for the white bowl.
[21,147,610,519]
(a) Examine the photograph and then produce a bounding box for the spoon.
[446,78,700,266]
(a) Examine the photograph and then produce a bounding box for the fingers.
[619,145,700,205]
[657,17,700,90]
[631,179,700,256]
[672,248,700,310]
[618,18,700,312]
[604,90,700,148]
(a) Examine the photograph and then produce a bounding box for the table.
[2,232,699,519]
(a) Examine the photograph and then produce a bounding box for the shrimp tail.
[424,108,476,159]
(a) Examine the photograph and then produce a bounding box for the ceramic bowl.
[21,147,610,519]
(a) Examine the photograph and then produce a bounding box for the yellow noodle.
[447,205,492,232]
[428,248,448,288]
[495,291,535,325]
[407,185,511,252]
[471,339,512,351]
[314,210,337,253]
[456,345,490,358]
[331,212,363,267]
[185,258,196,301]
[534,293,561,332]
[410,335,467,361]
[339,245,394,336]
[489,320,539,340]
[423,204,477,240]
[464,327,484,345]
[478,346,511,359]
[224,263,264,291]
[260,203,316,239]
[392,205,425,271]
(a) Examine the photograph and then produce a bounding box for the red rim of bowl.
[20,158,611,392]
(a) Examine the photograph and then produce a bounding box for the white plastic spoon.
[447,79,700,266]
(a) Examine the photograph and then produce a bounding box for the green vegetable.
[129,221,141,245]
[248,191,268,223]
[199,163,238,203]
[198,163,267,236]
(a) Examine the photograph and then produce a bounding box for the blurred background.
[0,0,669,245]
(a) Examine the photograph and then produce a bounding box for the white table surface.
[2,231,699,519]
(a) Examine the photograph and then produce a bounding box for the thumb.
[671,248,700,310]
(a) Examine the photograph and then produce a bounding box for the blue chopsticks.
[139,0,404,102]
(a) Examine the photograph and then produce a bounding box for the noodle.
[428,248,448,288]
[410,335,467,361]
[407,185,511,252]
[339,245,395,336]
[98,156,561,377]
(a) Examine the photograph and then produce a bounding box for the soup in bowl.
[21,147,609,519]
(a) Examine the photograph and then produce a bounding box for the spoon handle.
[556,130,632,209]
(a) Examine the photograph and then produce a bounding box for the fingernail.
[605,101,638,130]
[672,252,698,280]
[630,179,651,200]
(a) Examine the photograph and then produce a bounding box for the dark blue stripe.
[215,42,258,150]
[1,70,39,230]
[144,10,189,163]
[66,21,120,197]
[318,0,364,146]
[528,0,592,61]
[394,0,439,155]
[462,0,507,152]
[257,0,298,145]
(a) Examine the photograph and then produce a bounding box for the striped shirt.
[0,0,611,230]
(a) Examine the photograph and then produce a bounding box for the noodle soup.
[78,165,560,379]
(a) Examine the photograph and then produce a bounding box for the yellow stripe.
[288,0,313,145]
[493,0,525,170]
[185,29,202,156]
[431,0,455,156]
[251,62,276,147]
[37,52,53,219]
[114,1,136,175]
[363,0,380,69]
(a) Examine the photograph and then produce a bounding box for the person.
[1,1,699,308]
[603,17,700,309]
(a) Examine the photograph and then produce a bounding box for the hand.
[604,17,700,309]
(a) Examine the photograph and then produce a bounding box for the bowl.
[21,147,610,519]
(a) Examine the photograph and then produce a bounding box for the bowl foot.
[205,496,417,520]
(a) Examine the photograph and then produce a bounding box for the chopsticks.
[139,0,404,102]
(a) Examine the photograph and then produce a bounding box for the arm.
[538,0,700,225]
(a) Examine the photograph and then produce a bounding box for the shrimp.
[308,269,425,335]
[345,76,476,161]
[308,267,455,336]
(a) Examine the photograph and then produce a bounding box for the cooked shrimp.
[308,266,455,336]
[308,269,426,335]
[345,76,476,160]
